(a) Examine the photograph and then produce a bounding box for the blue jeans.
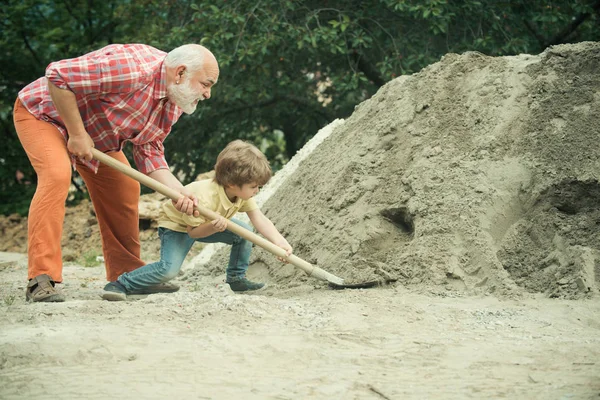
[118,218,253,292]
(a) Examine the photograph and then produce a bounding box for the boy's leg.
[195,219,253,280]
[13,99,71,288]
[75,152,144,282]
[225,219,254,281]
[196,219,262,291]
[117,228,195,292]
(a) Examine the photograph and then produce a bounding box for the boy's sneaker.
[226,277,265,292]
[128,282,180,295]
[101,281,127,301]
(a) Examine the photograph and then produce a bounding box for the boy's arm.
[187,216,228,239]
[246,209,292,258]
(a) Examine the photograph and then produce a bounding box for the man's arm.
[148,168,199,216]
[45,45,160,162]
[147,168,185,191]
[47,81,94,161]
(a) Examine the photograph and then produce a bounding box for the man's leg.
[13,99,71,284]
[76,152,144,281]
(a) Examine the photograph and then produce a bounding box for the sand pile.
[186,41,600,299]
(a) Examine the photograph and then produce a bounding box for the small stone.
[575,277,590,292]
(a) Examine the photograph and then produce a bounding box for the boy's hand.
[211,216,228,232]
[275,239,293,263]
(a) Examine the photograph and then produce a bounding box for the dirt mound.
[186,42,600,299]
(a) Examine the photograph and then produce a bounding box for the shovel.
[91,148,348,286]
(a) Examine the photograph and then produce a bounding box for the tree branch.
[350,50,386,87]
[90,21,119,43]
[217,97,280,117]
[62,0,84,28]
[216,94,333,121]
[0,116,15,140]
[523,19,546,49]
[543,0,600,48]
[281,94,334,121]
[19,31,44,68]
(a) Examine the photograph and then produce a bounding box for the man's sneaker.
[226,277,265,292]
[101,281,127,301]
[128,282,180,295]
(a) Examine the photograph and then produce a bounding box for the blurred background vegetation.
[1,0,599,215]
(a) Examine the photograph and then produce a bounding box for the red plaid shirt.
[18,44,183,174]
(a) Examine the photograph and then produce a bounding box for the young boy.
[102,140,292,301]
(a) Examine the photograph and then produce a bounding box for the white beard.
[167,80,201,114]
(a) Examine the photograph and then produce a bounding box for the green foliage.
[1,0,599,215]
[80,250,102,268]
[3,294,16,306]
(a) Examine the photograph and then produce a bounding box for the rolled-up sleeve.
[134,141,169,174]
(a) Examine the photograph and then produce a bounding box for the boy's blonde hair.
[214,140,272,187]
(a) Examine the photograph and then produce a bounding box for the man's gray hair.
[165,44,206,72]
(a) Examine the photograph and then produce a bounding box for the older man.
[13,43,219,302]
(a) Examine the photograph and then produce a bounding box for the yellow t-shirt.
[157,179,258,233]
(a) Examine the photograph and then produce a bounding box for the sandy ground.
[1,253,599,399]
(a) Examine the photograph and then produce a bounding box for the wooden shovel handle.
[90,148,343,284]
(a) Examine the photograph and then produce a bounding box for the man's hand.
[67,133,95,161]
[172,188,199,216]
[211,216,228,232]
[275,239,293,263]
[148,170,197,216]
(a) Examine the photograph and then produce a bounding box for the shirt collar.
[217,183,242,209]
[154,61,168,100]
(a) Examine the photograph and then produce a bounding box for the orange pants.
[13,98,145,282]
